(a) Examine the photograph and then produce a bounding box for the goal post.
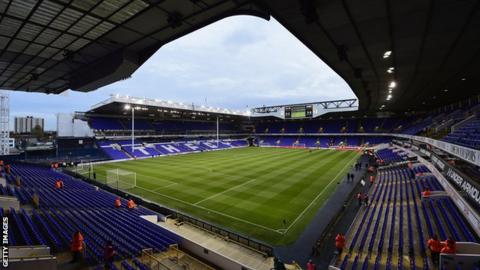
[259,142,272,147]
[106,169,137,190]
[73,162,93,177]
[258,140,273,147]
[292,143,306,148]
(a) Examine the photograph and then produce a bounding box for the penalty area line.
[133,185,281,234]
[193,178,258,206]
[152,182,178,191]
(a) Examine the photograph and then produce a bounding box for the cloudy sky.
[6,16,355,130]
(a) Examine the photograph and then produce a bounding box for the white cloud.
[135,16,354,107]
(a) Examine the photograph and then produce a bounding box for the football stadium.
[1,1,480,270]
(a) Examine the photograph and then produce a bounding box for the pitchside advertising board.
[410,146,480,233]
[445,167,480,210]
[429,151,480,214]
[394,137,480,227]
[397,134,480,167]
[419,148,431,157]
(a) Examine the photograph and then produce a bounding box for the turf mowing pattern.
[92,147,359,245]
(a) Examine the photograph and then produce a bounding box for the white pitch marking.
[133,184,281,234]
[123,150,358,235]
[193,178,258,206]
[152,182,178,191]
[282,153,360,234]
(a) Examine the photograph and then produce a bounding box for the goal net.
[258,140,273,147]
[106,169,137,190]
[292,143,306,148]
[73,162,92,177]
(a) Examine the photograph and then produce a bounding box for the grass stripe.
[90,147,359,245]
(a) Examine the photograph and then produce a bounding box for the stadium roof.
[1,0,480,112]
[266,0,480,112]
[86,95,249,118]
[0,0,269,93]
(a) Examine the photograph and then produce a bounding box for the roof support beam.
[34,0,269,93]
[341,0,379,111]
[9,0,131,91]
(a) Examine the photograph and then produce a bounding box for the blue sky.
[6,16,355,130]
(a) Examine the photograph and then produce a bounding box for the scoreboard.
[251,99,357,119]
[285,105,313,119]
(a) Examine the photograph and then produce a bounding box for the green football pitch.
[91,147,359,245]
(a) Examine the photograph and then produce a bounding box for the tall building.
[14,116,44,134]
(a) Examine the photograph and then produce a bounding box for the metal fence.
[174,212,273,256]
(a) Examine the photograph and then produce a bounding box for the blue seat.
[21,209,46,245]
[340,254,350,269]
[133,258,150,270]
[32,210,63,249]
[10,208,33,245]
[121,261,136,270]
[351,255,359,270]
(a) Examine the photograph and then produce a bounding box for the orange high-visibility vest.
[127,199,136,209]
[114,198,122,208]
[71,232,84,252]
[441,240,456,254]
[335,234,346,249]
[427,238,442,253]
[440,245,455,254]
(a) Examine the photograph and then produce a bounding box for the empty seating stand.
[98,139,248,160]
[375,148,406,164]
[256,135,390,148]
[1,163,179,266]
[90,117,240,134]
[337,163,478,270]
[443,117,480,150]
[253,116,429,135]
